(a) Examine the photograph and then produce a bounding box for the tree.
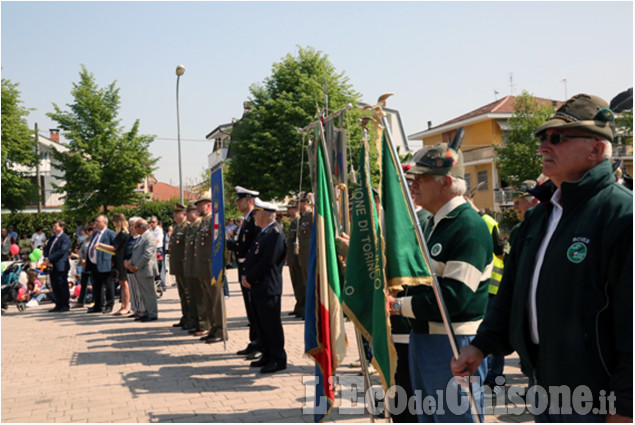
[494,91,556,188]
[47,66,157,215]
[1,78,38,211]
[227,46,364,200]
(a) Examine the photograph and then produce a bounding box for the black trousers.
[77,272,91,304]
[251,292,286,365]
[239,264,261,349]
[50,268,69,309]
[389,342,418,423]
[86,260,114,309]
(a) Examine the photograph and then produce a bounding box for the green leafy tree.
[615,110,633,145]
[228,46,364,200]
[495,91,556,188]
[1,78,38,211]
[47,66,157,215]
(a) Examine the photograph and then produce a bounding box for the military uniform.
[194,212,223,338]
[170,217,190,326]
[183,216,207,331]
[286,214,305,316]
[244,204,287,373]
[297,209,313,293]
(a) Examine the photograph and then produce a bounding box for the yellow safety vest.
[481,214,504,295]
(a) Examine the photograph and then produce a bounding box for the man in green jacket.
[388,143,493,422]
[452,94,633,422]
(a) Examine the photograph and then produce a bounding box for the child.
[22,270,55,307]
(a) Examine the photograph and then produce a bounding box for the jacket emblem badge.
[431,243,442,256]
[567,242,587,264]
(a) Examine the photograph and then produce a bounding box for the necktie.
[89,231,101,263]
[49,234,60,252]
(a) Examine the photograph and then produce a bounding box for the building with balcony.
[408,96,563,211]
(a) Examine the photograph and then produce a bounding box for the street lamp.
[176,64,185,204]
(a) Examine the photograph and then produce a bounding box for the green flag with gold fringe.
[342,139,396,392]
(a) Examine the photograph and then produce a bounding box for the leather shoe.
[139,316,157,322]
[134,315,148,321]
[87,307,102,313]
[102,307,113,314]
[182,324,195,331]
[193,330,208,337]
[236,345,256,356]
[172,322,185,327]
[48,307,60,312]
[57,306,69,312]
[288,311,297,316]
[250,358,269,367]
[260,362,287,374]
[204,336,223,344]
[245,351,263,360]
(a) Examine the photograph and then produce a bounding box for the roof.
[205,123,234,140]
[149,182,198,201]
[409,95,562,140]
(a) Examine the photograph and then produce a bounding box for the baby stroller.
[1,261,26,313]
[154,252,164,299]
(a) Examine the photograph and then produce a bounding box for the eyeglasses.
[538,132,599,145]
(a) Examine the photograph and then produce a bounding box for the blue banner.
[210,162,225,288]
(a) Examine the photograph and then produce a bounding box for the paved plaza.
[2,267,531,423]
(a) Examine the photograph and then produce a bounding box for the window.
[477,170,489,190]
[464,173,471,191]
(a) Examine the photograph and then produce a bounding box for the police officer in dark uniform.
[296,192,313,320]
[169,203,190,328]
[285,199,304,317]
[241,199,287,374]
[227,186,262,358]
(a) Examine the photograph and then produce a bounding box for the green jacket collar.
[559,160,615,209]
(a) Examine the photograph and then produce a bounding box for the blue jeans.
[485,353,505,386]
[409,332,486,423]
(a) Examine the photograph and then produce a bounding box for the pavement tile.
[2,267,531,423]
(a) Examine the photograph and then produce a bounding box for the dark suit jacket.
[88,228,117,273]
[233,209,261,261]
[44,232,71,272]
[244,222,287,296]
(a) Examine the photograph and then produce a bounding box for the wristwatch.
[392,299,402,315]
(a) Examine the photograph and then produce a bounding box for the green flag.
[342,139,396,391]
[380,130,432,294]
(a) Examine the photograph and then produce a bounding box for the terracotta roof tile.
[432,96,562,129]
[149,182,198,201]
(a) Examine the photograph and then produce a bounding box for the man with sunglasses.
[452,94,632,422]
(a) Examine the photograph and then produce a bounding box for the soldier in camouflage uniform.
[296,192,313,320]
[169,203,190,328]
[183,203,208,336]
[285,199,304,317]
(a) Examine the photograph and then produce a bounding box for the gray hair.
[601,140,612,160]
[129,216,142,227]
[136,218,150,230]
[434,175,467,197]
[97,214,108,225]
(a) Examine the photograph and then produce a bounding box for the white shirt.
[528,189,563,344]
[31,232,47,249]
[88,230,103,264]
[150,227,163,248]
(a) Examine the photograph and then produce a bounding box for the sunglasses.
[538,132,599,145]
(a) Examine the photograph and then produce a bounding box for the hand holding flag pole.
[371,94,481,423]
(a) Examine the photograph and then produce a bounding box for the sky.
[2,1,633,187]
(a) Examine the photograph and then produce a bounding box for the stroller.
[1,261,26,313]
[155,252,164,299]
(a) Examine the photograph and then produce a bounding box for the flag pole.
[375,96,482,423]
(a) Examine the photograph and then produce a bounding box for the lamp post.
[176,64,185,204]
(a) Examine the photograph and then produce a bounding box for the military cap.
[286,199,298,208]
[235,186,259,199]
[186,203,197,211]
[406,143,464,179]
[195,196,211,205]
[535,94,615,142]
[512,180,538,198]
[254,198,278,212]
[173,202,186,212]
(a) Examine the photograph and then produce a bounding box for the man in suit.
[241,199,287,374]
[125,218,159,322]
[86,215,117,313]
[43,220,72,312]
[228,186,262,358]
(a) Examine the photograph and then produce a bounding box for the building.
[408,96,563,211]
[206,122,234,169]
[4,129,69,213]
[134,176,198,202]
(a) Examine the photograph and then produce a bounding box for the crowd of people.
[1,93,632,422]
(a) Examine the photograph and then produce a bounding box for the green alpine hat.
[173,202,186,212]
[406,143,464,179]
[185,203,197,211]
[512,180,538,198]
[535,94,615,142]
